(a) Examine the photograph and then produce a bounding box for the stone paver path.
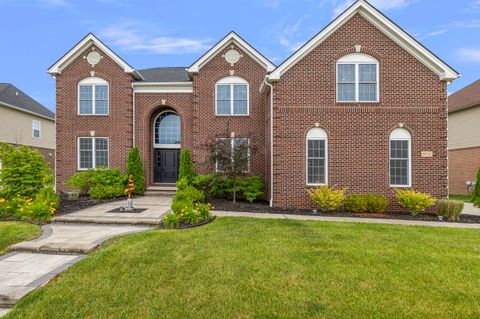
[462,202,480,216]
[52,196,172,225]
[0,195,171,315]
[214,211,480,229]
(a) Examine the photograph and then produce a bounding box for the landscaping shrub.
[193,174,264,202]
[163,212,180,228]
[126,147,145,195]
[66,167,127,199]
[0,142,52,199]
[306,185,347,212]
[395,189,436,216]
[239,176,264,202]
[437,199,464,221]
[0,190,58,222]
[178,149,196,185]
[472,167,480,207]
[35,186,60,211]
[345,194,389,213]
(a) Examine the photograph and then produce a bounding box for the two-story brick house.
[48,0,459,209]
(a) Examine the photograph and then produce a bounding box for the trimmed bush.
[126,147,145,195]
[65,170,95,196]
[395,189,436,216]
[306,185,347,212]
[472,167,480,207]
[66,167,127,199]
[179,149,196,185]
[437,199,464,221]
[345,194,389,213]
[239,176,264,202]
[193,174,264,202]
[0,142,52,199]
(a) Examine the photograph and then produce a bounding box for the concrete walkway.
[462,203,480,216]
[0,195,171,316]
[214,210,480,229]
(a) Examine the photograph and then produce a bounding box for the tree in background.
[126,147,145,195]
[0,142,52,198]
[472,167,480,207]
[179,149,196,185]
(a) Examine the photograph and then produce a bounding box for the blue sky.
[1,0,479,112]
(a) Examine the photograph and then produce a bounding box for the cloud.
[38,0,71,7]
[274,17,308,52]
[473,0,480,9]
[99,21,211,54]
[416,19,480,40]
[457,48,480,62]
[334,0,412,15]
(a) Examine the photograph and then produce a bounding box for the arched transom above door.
[154,111,181,148]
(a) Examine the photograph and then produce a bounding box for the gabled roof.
[187,31,276,73]
[449,79,480,113]
[268,0,460,82]
[0,83,55,120]
[137,67,191,82]
[48,33,143,80]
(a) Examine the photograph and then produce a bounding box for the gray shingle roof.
[0,84,55,120]
[137,67,191,82]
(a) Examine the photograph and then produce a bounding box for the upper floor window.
[78,77,109,115]
[306,127,328,185]
[389,128,411,187]
[337,53,379,103]
[215,76,249,116]
[32,120,41,139]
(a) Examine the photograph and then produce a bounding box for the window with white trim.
[154,111,181,148]
[32,120,41,138]
[337,53,379,102]
[306,128,328,185]
[389,128,411,187]
[215,138,250,173]
[215,76,249,115]
[78,137,109,170]
[78,77,109,115]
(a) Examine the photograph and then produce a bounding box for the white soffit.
[132,82,193,94]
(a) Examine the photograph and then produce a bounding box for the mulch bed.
[56,195,124,216]
[158,217,216,230]
[210,198,480,224]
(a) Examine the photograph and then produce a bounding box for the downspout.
[132,83,136,147]
[264,77,274,207]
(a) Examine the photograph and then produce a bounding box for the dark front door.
[154,149,180,183]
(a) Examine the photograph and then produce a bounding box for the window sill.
[306,183,328,187]
[215,114,250,117]
[77,114,110,116]
[390,184,411,188]
[336,101,380,104]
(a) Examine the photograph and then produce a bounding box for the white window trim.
[215,138,250,173]
[336,53,379,103]
[153,111,181,149]
[389,129,412,188]
[32,120,41,139]
[306,128,328,186]
[77,77,110,116]
[215,76,250,116]
[77,137,110,171]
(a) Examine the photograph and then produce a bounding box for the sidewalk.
[213,210,480,229]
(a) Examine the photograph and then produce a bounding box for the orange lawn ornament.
[125,175,136,199]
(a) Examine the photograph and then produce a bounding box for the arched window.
[389,128,411,187]
[337,53,379,102]
[154,111,181,148]
[215,76,249,116]
[306,127,328,185]
[78,77,109,115]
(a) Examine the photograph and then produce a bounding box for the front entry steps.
[145,184,177,197]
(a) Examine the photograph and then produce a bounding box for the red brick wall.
[55,45,134,192]
[271,13,448,210]
[449,147,480,195]
[189,44,267,179]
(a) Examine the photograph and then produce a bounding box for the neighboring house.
[0,83,56,168]
[448,79,480,195]
[48,0,459,209]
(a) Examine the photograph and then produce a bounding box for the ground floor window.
[78,137,109,170]
[389,128,411,187]
[215,138,250,173]
[306,128,328,185]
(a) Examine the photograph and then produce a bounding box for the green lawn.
[0,221,41,255]
[449,194,473,203]
[6,218,480,318]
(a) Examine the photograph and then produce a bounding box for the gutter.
[132,83,136,147]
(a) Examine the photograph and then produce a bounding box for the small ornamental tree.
[0,142,52,199]
[206,134,259,204]
[472,167,480,207]
[179,149,196,185]
[126,147,145,195]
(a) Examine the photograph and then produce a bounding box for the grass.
[0,221,41,255]
[6,217,480,318]
[449,194,473,203]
